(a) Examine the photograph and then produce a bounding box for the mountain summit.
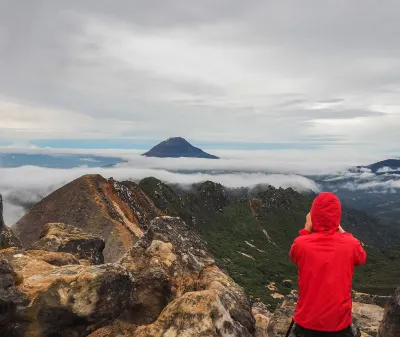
[143,137,219,159]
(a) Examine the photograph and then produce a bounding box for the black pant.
[292,324,360,337]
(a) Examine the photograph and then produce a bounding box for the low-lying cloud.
[0,163,320,225]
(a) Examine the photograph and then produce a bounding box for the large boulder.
[0,194,22,249]
[353,301,384,337]
[0,250,135,337]
[30,223,105,265]
[379,287,400,337]
[120,216,255,336]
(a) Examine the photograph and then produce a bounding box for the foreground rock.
[265,293,385,337]
[0,249,135,337]
[30,223,105,265]
[379,287,400,337]
[0,194,22,249]
[1,216,256,336]
[120,216,255,336]
[0,259,28,332]
[252,302,273,337]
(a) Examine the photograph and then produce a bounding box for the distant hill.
[365,159,400,174]
[143,137,219,159]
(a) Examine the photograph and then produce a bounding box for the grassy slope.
[139,178,400,309]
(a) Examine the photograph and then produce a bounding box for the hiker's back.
[294,232,359,331]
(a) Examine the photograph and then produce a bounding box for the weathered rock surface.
[353,291,391,308]
[0,259,28,335]
[30,223,105,265]
[353,301,384,337]
[265,293,385,337]
[1,216,257,337]
[26,249,80,266]
[267,296,298,337]
[120,216,255,336]
[252,302,273,337]
[0,249,135,337]
[379,287,400,337]
[0,194,22,249]
[14,175,162,262]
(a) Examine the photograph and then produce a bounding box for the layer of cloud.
[0,164,320,225]
[1,145,396,175]
[1,1,400,149]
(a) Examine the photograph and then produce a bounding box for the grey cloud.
[1,1,400,147]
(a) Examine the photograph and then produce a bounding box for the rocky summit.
[2,175,400,336]
[14,175,162,262]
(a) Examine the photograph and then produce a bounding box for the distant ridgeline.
[0,153,123,168]
[13,174,400,309]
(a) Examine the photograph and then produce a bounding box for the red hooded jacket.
[289,192,367,332]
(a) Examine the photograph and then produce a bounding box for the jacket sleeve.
[289,242,298,265]
[353,239,367,266]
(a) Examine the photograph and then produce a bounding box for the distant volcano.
[143,137,219,159]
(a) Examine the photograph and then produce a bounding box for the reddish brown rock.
[14,175,162,262]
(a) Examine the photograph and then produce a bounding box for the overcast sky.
[1,1,400,155]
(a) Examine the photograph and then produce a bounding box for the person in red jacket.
[289,192,367,337]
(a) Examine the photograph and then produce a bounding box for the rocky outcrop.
[120,216,255,336]
[0,248,135,337]
[267,295,298,337]
[1,216,256,337]
[353,291,391,308]
[0,194,22,249]
[0,259,28,334]
[265,293,385,337]
[379,287,400,337]
[14,175,162,262]
[252,302,273,337]
[30,223,105,265]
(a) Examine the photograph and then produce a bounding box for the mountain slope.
[143,137,219,159]
[13,175,400,309]
[14,175,162,262]
[139,178,400,306]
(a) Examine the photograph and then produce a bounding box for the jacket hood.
[310,192,341,233]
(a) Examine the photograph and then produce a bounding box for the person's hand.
[305,212,313,232]
[338,225,345,233]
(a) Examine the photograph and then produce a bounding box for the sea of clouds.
[0,147,399,225]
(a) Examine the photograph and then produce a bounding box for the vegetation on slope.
[139,178,400,309]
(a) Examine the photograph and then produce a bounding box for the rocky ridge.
[13,175,400,308]
[13,175,162,262]
[1,185,400,336]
